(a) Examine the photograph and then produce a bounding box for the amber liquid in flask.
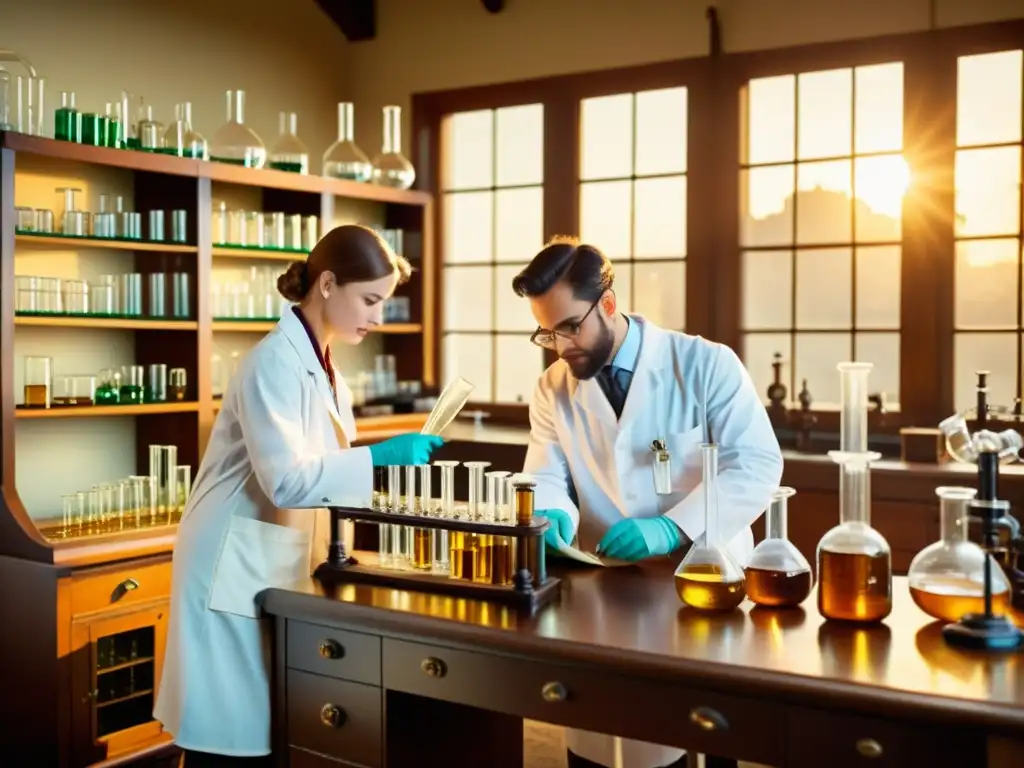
[745,486,814,608]
[907,486,1013,623]
[674,443,746,611]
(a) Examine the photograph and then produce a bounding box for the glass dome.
[209,89,266,169]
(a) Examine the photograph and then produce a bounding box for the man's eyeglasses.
[530,297,602,350]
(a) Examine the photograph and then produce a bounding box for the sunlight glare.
[856,155,911,219]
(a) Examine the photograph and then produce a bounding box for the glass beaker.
[322,102,372,182]
[209,89,266,169]
[175,465,192,520]
[57,186,87,236]
[147,364,167,403]
[95,368,121,405]
[674,443,746,610]
[54,90,80,142]
[745,487,813,608]
[136,105,163,151]
[371,105,415,189]
[908,486,1013,623]
[53,375,96,407]
[120,365,145,404]
[817,362,892,623]
[23,356,52,408]
[269,111,309,174]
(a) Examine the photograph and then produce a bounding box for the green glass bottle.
[55,91,81,142]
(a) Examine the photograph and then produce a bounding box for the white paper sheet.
[551,539,633,567]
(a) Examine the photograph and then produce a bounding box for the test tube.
[149,445,178,518]
[514,476,544,587]
[87,489,100,529]
[433,461,460,518]
[115,481,129,529]
[385,465,405,567]
[433,460,460,577]
[417,464,433,515]
[378,468,395,569]
[501,474,515,524]
[485,471,509,522]
[176,465,192,520]
[61,494,76,535]
[463,461,490,520]
[97,484,114,527]
[75,491,87,530]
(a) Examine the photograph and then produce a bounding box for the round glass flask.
[209,89,266,169]
[268,111,309,174]
[371,105,415,189]
[674,442,746,611]
[322,102,372,182]
[745,487,813,607]
[908,486,1013,623]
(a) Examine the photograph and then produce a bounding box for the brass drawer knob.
[689,706,728,732]
[541,682,567,703]
[421,657,447,678]
[320,703,346,729]
[318,639,344,660]
[856,738,883,758]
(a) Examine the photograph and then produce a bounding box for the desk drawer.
[382,638,783,765]
[287,620,381,686]
[786,707,984,767]
[287,670,382,767]
[289,746,362,767]
[70,558,171,616]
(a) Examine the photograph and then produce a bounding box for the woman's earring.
[322,290,329,300]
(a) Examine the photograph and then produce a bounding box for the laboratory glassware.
[172,210,188,243]
[464,461,491,519]
[480,471,514,586]
[408,464,432,570]
[150,445,178,519]
[0,69,12,131]
[674,442,747,610]
[514,475,545,587]
[57,187,87,236]
[147,364,168,403]
[421,376,475,436]
[53,375,96,407]
[434,460,462,576]
[104,102,122,148]
[269,111,309,174]
[816,362,892,623]
[213,201,229,245]
[61,493,77,534]
[120,273,143,316]
[120,365,145,404]
[54,91,80,142]
[384,464,404,567]
[169,368,187,401]
[148,273,167,316]
[61,280,88,314]
[908,486,1012,623]
[80,111,103,146]
[164,102,208,159]
[302,215,320,250]
[371,105,415,189]
[136,105,163,151]
[176,465,193,518]
[745,487,813,607]
[23,356,52,408]
[0,50,44,135]
[148,211,165,242]
[95,369,121,405]
[209,89,266,169]
[322,102,373,182]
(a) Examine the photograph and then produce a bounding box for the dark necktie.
[598,365,629,419]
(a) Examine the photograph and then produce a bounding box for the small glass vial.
[651,439,672,495]
[168,368,187,401]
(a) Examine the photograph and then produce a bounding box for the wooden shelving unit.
[0,130,435,767]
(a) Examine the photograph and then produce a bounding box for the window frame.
[412,19,1024,433]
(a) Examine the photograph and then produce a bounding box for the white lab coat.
[524,316,783,768]
[154,309,373,756]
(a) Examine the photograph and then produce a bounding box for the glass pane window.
[441,104,546,404]
[579,87,688,330]
[953,50,1024,413]
[740,63,906,409]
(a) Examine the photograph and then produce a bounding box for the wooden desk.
[263,561,1024,768]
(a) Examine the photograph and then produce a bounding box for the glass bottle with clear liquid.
[674,442,747,611]
[816,362,893,623]
[269,111,309,174]
[371,105,415,190]
[209,89,266,169]
[322,102,372,182]
[908,486,1013,623]
[745,487,814,607]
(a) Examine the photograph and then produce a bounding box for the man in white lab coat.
[513,237,783,768]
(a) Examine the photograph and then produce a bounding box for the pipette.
[421,376,474,436]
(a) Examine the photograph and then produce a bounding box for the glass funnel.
[269,111,309,174]
[745,487,813,608]
[816,362,893,623]
[371,105,415,189]
[209,89,266,169]
[674,443,746,611]
[909,486,1012,623]
[322,102,372,182]
[164,102,208,159]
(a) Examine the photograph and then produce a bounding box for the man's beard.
[562,321,614,380]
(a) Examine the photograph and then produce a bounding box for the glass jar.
[209,90,266,169]
[371,105,415,189]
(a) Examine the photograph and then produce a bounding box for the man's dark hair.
[511,236,614,301]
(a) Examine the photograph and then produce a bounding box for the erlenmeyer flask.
[674,443,747,611]
[371,105,415,189]
[745,487,813,607]
[816,362,893,623]
[209,89,266,169]
[908,486,1012,623]
[163,102,208,159]
[269,111,309,174]
[322,102,372,182]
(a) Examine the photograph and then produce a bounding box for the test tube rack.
[315,506,561,611]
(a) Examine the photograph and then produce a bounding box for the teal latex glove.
[368,433,444,467]
[535,508,574,552]
[596,517,682,562]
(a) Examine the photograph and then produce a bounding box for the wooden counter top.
[263,560,1024,735]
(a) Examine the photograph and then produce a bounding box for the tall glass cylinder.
[322,102,372,182]
[176,465,192,520]
[370,105,415,189]
[418,464,433,515]
[149,445,178,520]
[464,461,490,519]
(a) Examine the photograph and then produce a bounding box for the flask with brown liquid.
[745,487,813,607]
[908,486,1013,623]
[674,442,746,611]
[816,362,892,623]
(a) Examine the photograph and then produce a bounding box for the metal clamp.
[421,657,447,678]
[541,682,567,702]
[688,706,728,732]
[319,703,346,729]
[855,738,883,758]
[318,639,344,660]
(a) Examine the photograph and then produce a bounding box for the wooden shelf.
[15,316,198,331]
[212,321,422,334]
[1,131,201,177]
[212,246,307,262]
[323,177,432,207]
[15,402,199,419]
[15,234,197,253]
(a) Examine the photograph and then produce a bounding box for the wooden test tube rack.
[315,505,561,610]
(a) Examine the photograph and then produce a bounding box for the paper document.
[551,538,632,567]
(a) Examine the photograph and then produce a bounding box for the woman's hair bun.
[277,261,309,302]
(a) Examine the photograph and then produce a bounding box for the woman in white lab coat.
[154,225,443,767]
